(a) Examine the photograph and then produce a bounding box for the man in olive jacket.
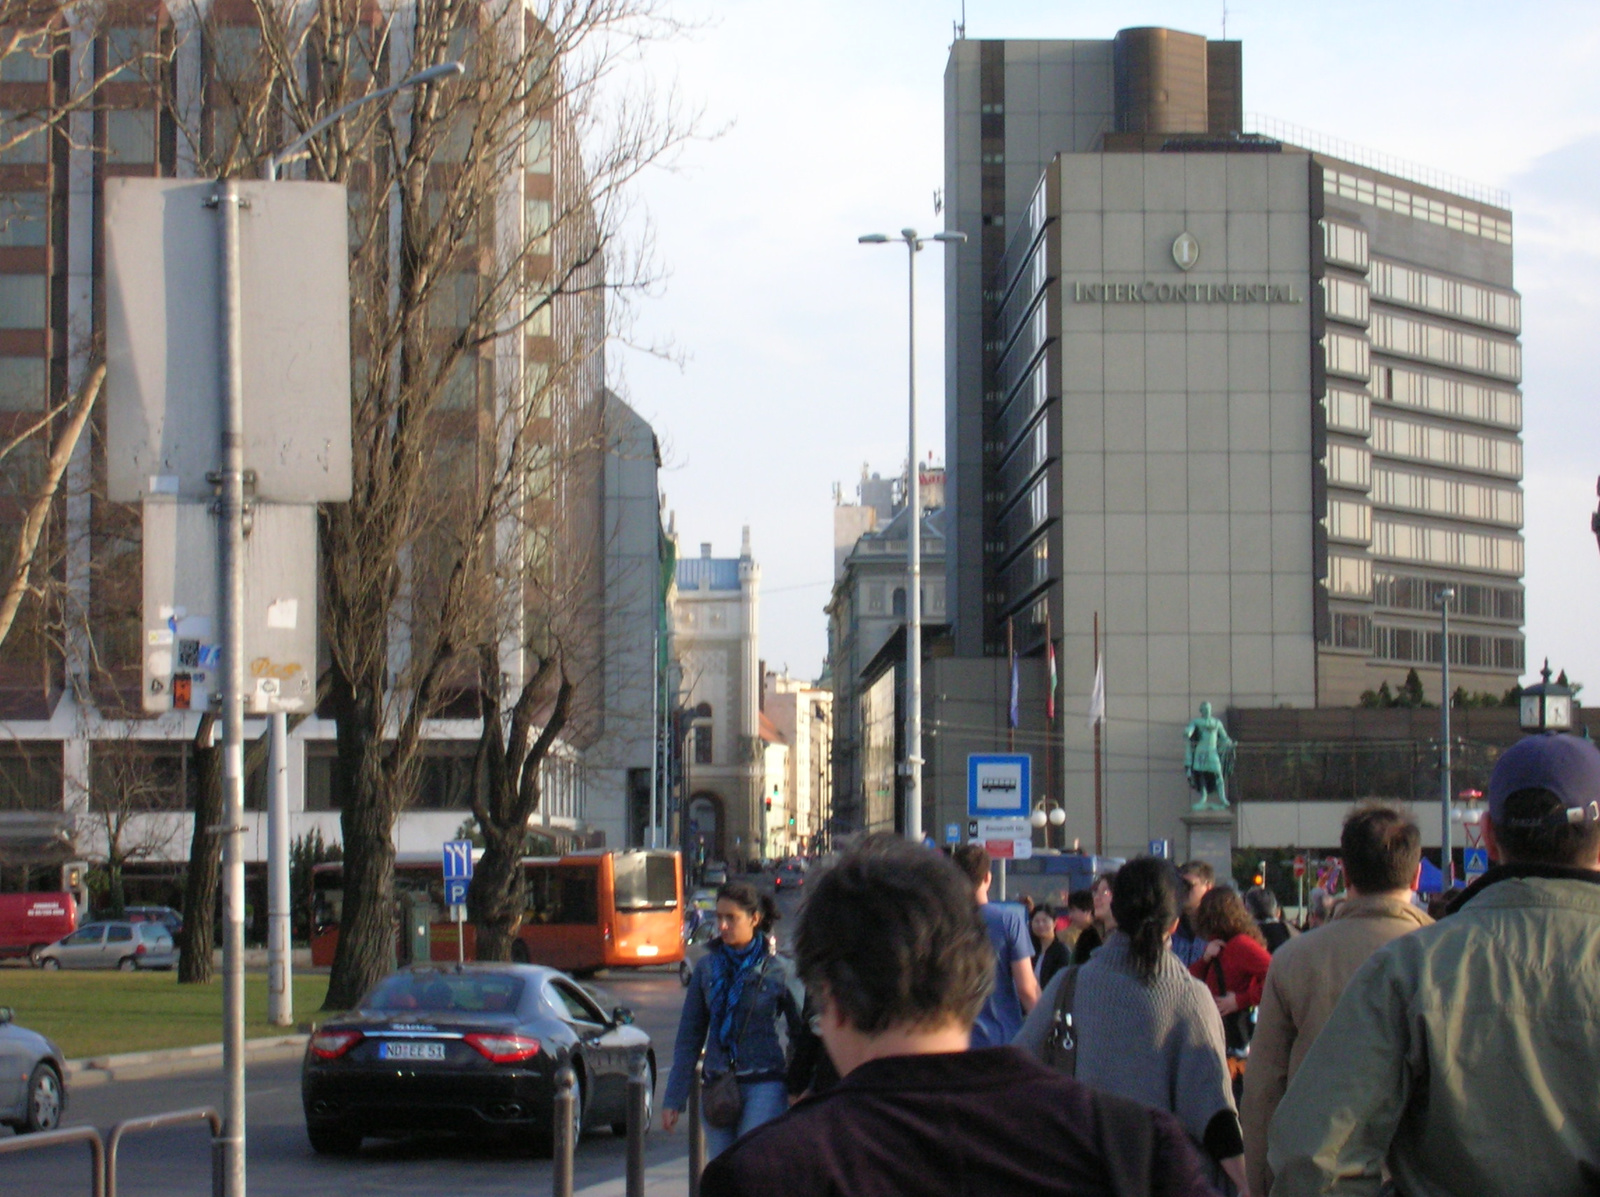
[1269,733,1600,1196]
[1239,802,1432,1197]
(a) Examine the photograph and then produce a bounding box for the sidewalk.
[68,1033,309,1087]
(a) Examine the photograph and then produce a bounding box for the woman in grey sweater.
[1018,857,1249,1194]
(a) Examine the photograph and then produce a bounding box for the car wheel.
[118,956,138,972]
[40,957,60,971]
[22,1064,62,1133]
[678,960,691,987]
[611,1059,654,1137]
[27,945,44,967]
[307,1123,362,1155]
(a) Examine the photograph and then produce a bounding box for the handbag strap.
[723,953,771,1070]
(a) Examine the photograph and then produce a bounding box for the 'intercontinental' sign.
[1072,280,1304,304]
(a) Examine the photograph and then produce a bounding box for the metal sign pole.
[268,711,292,1026]
[213,176,248,1197]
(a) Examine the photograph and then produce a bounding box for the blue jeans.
[705,1079,788,1160]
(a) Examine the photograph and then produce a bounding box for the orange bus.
[309,848,684,975]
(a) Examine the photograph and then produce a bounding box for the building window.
[1325,499,1372,544]
[1371,466,1522,527]
[1324,387,1371,436]
[0,275,47,330]
[0,742,62,811]
[1370,258,1519,333]
[0,192,48,247]
[1371,312,1520,382]
[1323,330,1370,381]
[693,702,713,765]
[1321,275,1369,326]
[1374,365,1519,429]
[1321,221,1369,270]
[1327,553,1372,598]
[1323,168,1512,245]
[1325,441,1372,490]
[1370,414,1521,477]
[1372,517,1524,575]
[0,356,47,410]
[1331,612,1372,650]
[891,588,905,617]
[1373,572,1523,622]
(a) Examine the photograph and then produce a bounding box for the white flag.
[1088,653,1105,729]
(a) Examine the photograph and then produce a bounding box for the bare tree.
[167,0,690,1008]
[73,733,187,917]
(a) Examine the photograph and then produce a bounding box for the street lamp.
[1030,801,1066,849]
[211,58,464,1197]
[1519,660,1574,734]
[858,227,966,845]
[1437,586,1455,885]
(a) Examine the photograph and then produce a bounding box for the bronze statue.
[1184,701,1235,811]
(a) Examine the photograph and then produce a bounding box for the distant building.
[763,669,832,856]
[825,469,946,836]
[672,531,762,868]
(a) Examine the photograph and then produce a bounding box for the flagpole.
[1093,611,1103,857]
[1045,610,1055,851]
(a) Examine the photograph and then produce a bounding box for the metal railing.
[0,1106,220,1197]
[106,1107,222,1197]
[0,1123,107,1197]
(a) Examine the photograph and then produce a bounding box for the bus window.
[614,853,678,911]
[527,866,598,925]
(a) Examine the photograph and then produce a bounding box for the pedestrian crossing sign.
[1463,847,1489,881]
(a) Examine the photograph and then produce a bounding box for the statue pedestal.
[1182,809,1236,880]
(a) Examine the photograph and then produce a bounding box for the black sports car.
[301,964,654,1155]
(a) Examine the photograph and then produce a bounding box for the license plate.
[379,1040,446,1061]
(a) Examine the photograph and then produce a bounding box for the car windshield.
[364,971,525,1014]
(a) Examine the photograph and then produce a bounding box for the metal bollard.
[625,1050,649,1197]
[551,1065,576,1197]
[687,1060,706,1197]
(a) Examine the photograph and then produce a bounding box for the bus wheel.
[510,940,530,964]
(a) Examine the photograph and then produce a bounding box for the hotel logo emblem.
[1172,231,1200,272]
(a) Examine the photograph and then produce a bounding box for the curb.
[68,1034,309,1087]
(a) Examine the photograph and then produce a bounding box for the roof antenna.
[954,0,966,41]
[1221,0,1228,39]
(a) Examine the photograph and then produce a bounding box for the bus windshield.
[612,852,678,911]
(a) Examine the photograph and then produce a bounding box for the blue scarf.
[706,935,768,1057]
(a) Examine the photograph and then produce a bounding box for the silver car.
[36,920,177,970]
[0,1007,67,1133]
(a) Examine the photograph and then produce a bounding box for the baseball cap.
[1487,734,1600,828]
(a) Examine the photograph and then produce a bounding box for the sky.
[613,0,1600,693]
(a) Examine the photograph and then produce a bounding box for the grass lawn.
[0,970,334,1059]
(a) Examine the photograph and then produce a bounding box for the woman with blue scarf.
[663,881,806,1157]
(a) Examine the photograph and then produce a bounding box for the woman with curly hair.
[1190,886,1272,1022]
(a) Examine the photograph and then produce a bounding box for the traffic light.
[788,816,795,827]
[1252,859,1266,888]
[764,798,772,812]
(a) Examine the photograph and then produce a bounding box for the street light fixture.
[858,227,966,845]
[212,58,465,1197]
[1519,659,1574,734]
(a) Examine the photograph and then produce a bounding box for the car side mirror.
[0,1007,12,1025]
[611,1006,634,1026]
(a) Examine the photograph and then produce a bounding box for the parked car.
[35,920,177,971]
[0,1007,67,1133]
[301,964,655,1155]
[0,892,78,965]
[701,864,728,886]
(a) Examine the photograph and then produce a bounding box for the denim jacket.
[664,945,806,1111]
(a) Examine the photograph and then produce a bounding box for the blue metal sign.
[945,823,960,844]
[442,839,474,882]
[967,754,1032,819]
[1149,839,1170,860]
[444,877,470,907]
[1463,847,1489,880]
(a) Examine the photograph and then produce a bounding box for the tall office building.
[940,28,1524,855]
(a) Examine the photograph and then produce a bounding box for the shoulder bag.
[702,956,770,1129]
[1040,963,1080,1076]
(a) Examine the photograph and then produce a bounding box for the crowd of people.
[662,730,1600,1196]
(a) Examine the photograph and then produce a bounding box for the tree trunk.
[323,671,400,1010]
[178,714,222,983]
[470,822,526,962]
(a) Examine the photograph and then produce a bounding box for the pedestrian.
[1239,801,1431,1197]
[1190,888,1271,1029]
[1029,904,1070,989]
[953,843,1039,1048]
[1022,856,1248,1195]
[1171,861,1214,966]
[701,834,1220,1197]
[1241,887,1294,953]
[662,881,805,1158]
[1091,869,1118,936]
[1061,890,1099,962]
[1300,887,1331,931]
[1269,732,1600,1195]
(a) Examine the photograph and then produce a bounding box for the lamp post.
[1030,801,1067,850]
[858,227,965,844]
[211,60,463,1197]
[1437,586,1455,886]
[1519,660,1574,734]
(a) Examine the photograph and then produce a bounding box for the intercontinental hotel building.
[931,27,1527,860]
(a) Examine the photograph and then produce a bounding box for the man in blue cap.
[1268,732,1600,1195]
